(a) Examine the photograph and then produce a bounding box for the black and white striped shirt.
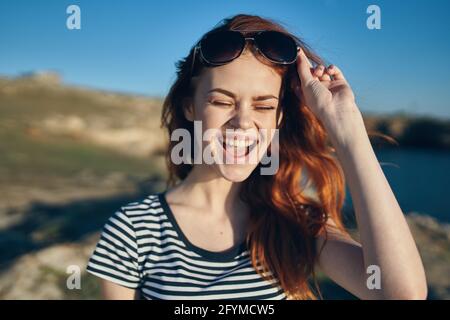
[86,192,287,300]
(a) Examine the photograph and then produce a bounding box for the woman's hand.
[296,48,367,148]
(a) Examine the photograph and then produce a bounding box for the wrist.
[321,104,368,150]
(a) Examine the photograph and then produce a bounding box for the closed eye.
[255,106,276,110]
[210,100,233,107]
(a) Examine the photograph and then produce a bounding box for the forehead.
[196,51,283,97]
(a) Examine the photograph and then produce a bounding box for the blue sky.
[0,0,449,118]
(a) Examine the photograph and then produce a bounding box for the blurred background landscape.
[0,0,449,299]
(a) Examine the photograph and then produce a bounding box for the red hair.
[161,14,393,299]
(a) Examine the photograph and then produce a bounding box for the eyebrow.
[207,88,278,101]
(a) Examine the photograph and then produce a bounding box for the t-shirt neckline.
[158,191,248,262]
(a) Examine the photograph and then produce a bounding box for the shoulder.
[110,192,173,239]
[120,193,164,212]
[117,192,167,224]
[99,193,166,234]
[95,192,170,252]
[87,194,168,288]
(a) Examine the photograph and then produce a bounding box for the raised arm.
[296,48,427,299]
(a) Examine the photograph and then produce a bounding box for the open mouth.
[218,134,259,161]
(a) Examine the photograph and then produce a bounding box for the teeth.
[224,139,256,148]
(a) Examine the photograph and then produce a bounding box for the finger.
[296,48,314,84]
[304,51,314,68]
[310,67,320,81]
[326,65,347,82]
[320,73,331,81]
[313,65,325,78]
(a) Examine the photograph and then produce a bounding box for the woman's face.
[185,49,283,182]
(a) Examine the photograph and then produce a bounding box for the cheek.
[199,104,230,127]
[258,113,279,129]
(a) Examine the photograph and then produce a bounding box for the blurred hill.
[0,73,168,210]
[0,73,449,299]
[364,113,450,150]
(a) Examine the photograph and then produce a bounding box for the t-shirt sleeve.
[86,208,142,289]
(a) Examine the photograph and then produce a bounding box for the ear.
[183,97,195,122]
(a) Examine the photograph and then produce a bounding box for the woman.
[86,14,427,300]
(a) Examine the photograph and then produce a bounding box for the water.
[344,148,450,223]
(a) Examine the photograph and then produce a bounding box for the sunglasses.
[191,30,300,73]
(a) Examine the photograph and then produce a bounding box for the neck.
[169,165,246,219]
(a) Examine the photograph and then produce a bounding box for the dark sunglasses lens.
[200,31,244,64]
[256,31,298,63]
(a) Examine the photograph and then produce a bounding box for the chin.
[215,163,257,182]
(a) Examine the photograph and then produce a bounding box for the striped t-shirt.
[86,192,287,300]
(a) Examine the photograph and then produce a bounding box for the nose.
[229,102,254,130]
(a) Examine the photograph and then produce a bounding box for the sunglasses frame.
[190,30,301,75]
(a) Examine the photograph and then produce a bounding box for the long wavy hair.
[161,14,393,299]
